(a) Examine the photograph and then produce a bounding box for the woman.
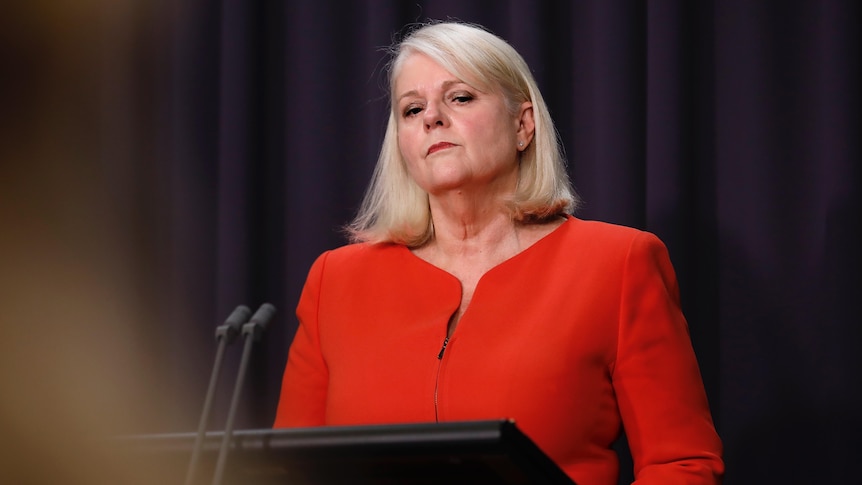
[274,21,724,484]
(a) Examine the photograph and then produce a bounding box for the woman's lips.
[427,142,455,155]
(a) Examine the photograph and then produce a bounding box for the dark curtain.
[2,1,859,484]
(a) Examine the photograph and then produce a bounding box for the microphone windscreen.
[249,303,277,331]
[224,305,252,332]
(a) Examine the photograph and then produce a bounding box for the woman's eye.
[451,93,474,104]
[403,106,423,117]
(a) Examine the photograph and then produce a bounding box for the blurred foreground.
[0,2,198,483]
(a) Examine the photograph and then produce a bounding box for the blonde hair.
[347,21,578,246]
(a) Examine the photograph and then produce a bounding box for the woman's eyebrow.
[396,79,464,103]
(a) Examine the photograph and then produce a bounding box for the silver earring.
[518,141,524,147]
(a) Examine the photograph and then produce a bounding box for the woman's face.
[394,53,532,198]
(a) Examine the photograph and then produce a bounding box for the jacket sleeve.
[612,232,724,484]
[273,251,330,427]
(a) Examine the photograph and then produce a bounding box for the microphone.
[184,304,252,485]
[211,303,277,485]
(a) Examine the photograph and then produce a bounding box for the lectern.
[118,419,576,484]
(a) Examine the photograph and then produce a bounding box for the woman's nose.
[423,102,448,130]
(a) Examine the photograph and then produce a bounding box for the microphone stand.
[183,305,251,485]
[210,303,276,485]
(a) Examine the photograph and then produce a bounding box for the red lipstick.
[427,142,455,155]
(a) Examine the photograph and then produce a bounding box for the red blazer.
[274,217,724,484]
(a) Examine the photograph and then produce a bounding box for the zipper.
[437,336,450,359]
[433,336,450,421]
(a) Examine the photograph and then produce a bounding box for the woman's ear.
[516,101,535,151]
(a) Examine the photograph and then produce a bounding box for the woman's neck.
[429,210,517,258]
[421,189,519,258]
[415,186,566,271]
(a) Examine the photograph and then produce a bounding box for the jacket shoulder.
[308,241,404,275]
[567,217,661,248]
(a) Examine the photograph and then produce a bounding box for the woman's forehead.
[392,53,490,98]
